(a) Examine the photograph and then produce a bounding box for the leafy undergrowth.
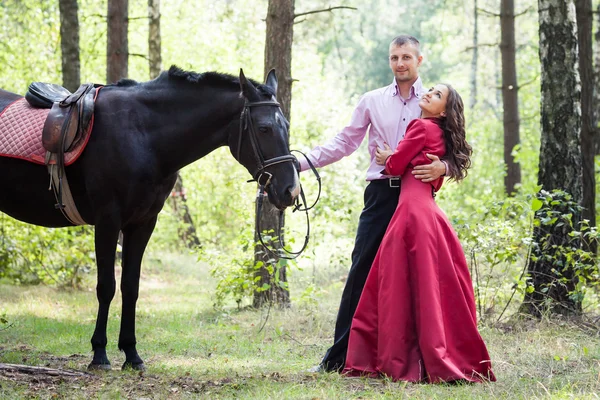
[1,252,599,399]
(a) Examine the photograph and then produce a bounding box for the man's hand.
[375,143,393,165]
[412,154,446,182]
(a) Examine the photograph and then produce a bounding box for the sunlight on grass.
[1,252,599,399]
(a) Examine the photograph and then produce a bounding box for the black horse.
[0,66,299,370]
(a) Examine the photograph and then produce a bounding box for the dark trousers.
[321,178,401,371]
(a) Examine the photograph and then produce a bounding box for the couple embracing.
[299,35,496,384]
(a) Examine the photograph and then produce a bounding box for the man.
[299,35,448,372]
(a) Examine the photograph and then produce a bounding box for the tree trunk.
[59,0,80,92]
[253,0,295,308]
[500,0,521,195]
[107,0,128,83]
[575,0,596,235]
[146,0,198,248]
[595,3,600,155]
[170,174,201,249]
[148,0,161,80]
[252,204,289,308]
[264,0,293,119]
[470,0,478,110]
[520,0,583,317]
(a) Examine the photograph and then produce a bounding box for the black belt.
[370,177,401,188]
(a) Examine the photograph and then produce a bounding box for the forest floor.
[0,252,599,399]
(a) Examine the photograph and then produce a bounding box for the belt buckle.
[389,178,400,188]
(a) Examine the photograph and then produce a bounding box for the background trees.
[0,0,598,319]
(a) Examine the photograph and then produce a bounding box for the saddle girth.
[25,82,97,224]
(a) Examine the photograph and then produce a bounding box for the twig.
[463,43,499,51]
[0,363,92,377]
[127,16,149,21]
[515,7,534,17]
[477,8,500,17]
[257,300,272,334]
[294,6,357,19]
[0,322,14,331]
[497,213,535,323]
[129,53,150,61]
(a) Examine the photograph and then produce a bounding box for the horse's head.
[231,69,300,210]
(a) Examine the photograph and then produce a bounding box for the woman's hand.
[375,143,393,165]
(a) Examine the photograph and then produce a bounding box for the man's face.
[389,43,422,84]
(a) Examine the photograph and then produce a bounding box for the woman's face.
[419,84,449,118]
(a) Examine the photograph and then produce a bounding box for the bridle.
[235,99,321,260]
[236,99,296,186]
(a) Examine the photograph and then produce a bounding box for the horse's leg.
[88,219,121,370]
[119,217,158,371]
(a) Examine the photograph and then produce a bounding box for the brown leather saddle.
[25,82,97,214]
[26,82,96,155]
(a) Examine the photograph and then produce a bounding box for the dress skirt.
[343,170,496,383]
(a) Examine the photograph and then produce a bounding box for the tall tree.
[521,0,583,317]
[254,0,295,308]
[146,0,199,248]
[107,0,128,83]
[500,0,521,195]
[595,3,600,153]
[148,0,161,80]
[575,0,596,232]
[59,0,80,92]
[470,0,478,110]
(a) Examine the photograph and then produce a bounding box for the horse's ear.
[265,69,278,94]
[239,68,257,99]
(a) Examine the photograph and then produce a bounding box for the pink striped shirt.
[299,77,425,181]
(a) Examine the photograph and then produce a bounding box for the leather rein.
[237,99,321,260]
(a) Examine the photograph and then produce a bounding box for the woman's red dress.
[343,118,495,383]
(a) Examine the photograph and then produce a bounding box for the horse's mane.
[151,65,276,97]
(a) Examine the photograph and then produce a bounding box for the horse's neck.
[142,87,242,173]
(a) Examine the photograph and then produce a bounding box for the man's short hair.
[390,35,421,55]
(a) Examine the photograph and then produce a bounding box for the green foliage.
[451,188,537,319]
[0,0,596,320]
[526,190,599,304]
[0,215,95,287]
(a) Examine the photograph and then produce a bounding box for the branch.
[477,8,500,17]
[515,7,534,17]
[128,16,150,21]
[464,43,499,51]
[294,6,357,19]
[0,363,92,377]
[129,53,150,61]
[518,75,540,89]
[83,13,107,21]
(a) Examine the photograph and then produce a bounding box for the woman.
[342,84,495,383]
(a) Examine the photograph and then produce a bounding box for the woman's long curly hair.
[439,84,471,182]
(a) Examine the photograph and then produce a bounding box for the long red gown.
[343,118,495,383]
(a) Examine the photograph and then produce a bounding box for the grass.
[0,252,599,399]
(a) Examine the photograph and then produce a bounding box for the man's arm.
[411,154,446,183]
[298,96,370,172]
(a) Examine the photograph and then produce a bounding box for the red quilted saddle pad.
[0,98,90,166]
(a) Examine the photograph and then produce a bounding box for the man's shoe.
[305,364,326,373]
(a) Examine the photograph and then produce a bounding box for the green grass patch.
[1,252,599,399]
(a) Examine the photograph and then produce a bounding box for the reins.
[254,152,321,260]
[237,100,321,260]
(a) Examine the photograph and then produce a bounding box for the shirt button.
[404,102,407,105]
[403,118,406,121]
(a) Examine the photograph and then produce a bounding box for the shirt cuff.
[298,155,315,172]
[441,160,448,176]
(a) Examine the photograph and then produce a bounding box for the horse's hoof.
[122,361,146,371]
[87,362,112,371]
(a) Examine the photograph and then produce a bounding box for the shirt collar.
[392,76,424,100]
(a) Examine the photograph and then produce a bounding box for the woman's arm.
[383,119,427,176]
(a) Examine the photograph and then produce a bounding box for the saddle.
[26,82,96,154]
[24,82,97,223]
